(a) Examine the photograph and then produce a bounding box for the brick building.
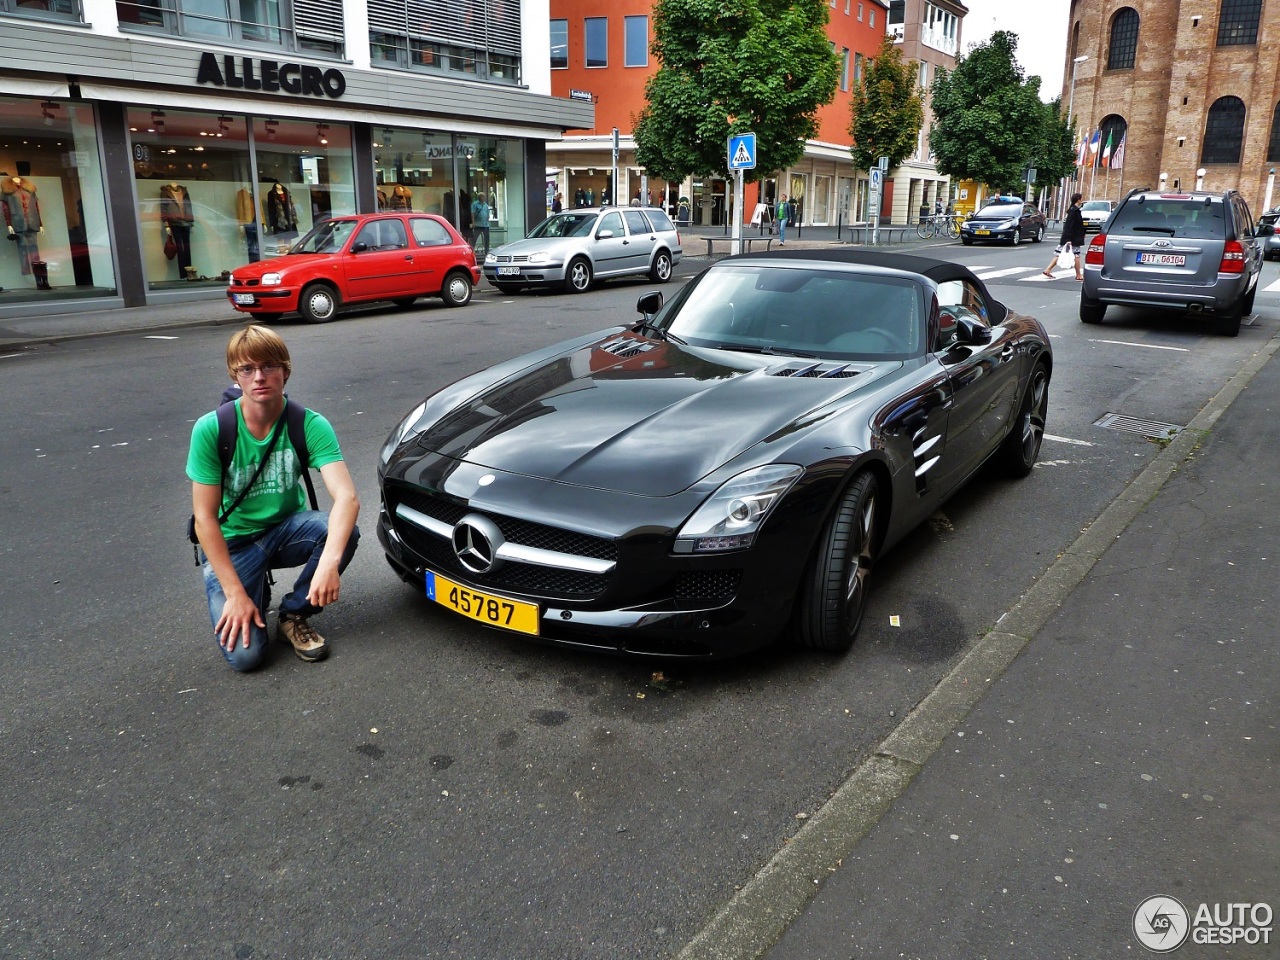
[1063,0,1280,217]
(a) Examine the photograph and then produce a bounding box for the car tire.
[649,250,673,283]
[564,257,592,294]
[440,270,473,307]
[998,362,1049,478]
[1080,294,1106,324]
[392,297,418,309]
[1213,300,1243,337]
[1033,225,1045,243]
[1011,228,1021,246]
[961,237,974,246]
[794,471,879,653]
[298,284,339,323]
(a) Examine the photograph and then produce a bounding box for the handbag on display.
[164,232,178,260]
[1055,244,1074,270]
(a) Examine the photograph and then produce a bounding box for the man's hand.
[215,592,264,651]
[307,560,342,609]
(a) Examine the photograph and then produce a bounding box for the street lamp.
[1196,167,1206,191]
[1065,56,1089,218]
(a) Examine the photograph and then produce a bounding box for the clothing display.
[159,183,195,277]
[2,175,46,283]
[377,188,389,212]
[389,185,413,212]
[264,182,298,235]
[235,187,260,262]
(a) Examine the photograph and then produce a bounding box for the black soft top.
[722,247,984,287]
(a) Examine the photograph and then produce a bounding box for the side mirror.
[636,291,663,318]
[955,316,993,346]
[596,229,616,240]
[350,241,369,253]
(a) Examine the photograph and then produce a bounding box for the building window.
[840,48,850,92]
[1107,8,1139,69]
[869,7,875,27]
[116,0,343,56]
[859,2,864,20]
[919,60,928,87]
[551,19,568,69]
[0,0,81,22]
[1202,96,1246,164]
[585,17,607,68]
[854,52,863,83]
[1268,102,1280,163]
[368,0,521,83]
[1218,0,1262,45]
[624,15,648,67]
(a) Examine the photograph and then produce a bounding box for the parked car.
[959,202,1048,246]
[1080,199,1115,232]
[483,206,682,294]
[1256,209,1280,260]
[1080,188,1263,337]
[226,213,479,322]
[378,249,1052,658]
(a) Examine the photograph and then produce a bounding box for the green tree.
[634,0,840,182]
[1030,97,1077,194]
[849,36,924,172]
[928,31,1045,191]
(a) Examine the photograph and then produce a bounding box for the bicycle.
[915,213,964,240]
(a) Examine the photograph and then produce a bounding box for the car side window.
[410,217,453,247]
[622,210,650,235]
[597,212,624,236]
[643,209,676,232]
[355,219,408,251]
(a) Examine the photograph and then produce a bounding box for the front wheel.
[298,284,339,323]
[794,472,879,653]
[440,271,473,307]
[961,236,974,246]
[564,257,592,294]
[649,250,673,283]
[998,362,1050,477]
[1011,228,1022,246]
[947,220,962,239]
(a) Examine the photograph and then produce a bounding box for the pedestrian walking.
[1044,192,1086,280]
[187,324,360,672]
[776,194,790,246]
[552,192,563,214]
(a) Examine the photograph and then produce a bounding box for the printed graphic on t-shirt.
[226,447,299,505]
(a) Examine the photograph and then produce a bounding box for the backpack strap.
[213,397,318,513]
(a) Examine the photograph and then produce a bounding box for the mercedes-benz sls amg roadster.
[378,250,1052,658]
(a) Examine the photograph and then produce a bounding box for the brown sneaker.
[278,614,329,662]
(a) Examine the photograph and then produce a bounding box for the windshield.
[527,213,599,239]
[292,219,360,254]
[1109,199,1226,239]
[975,204,1021,218]
[1081,201,1112,212]
[657,265,923,360]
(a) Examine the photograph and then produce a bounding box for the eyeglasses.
[234,362,284,378]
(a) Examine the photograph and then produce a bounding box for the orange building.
[546,0,893,228]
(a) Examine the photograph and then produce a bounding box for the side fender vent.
[768,362,859,379]
[598,335,661,359]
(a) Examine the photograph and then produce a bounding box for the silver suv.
[483,206,683,294]
[1080,188,1262,337]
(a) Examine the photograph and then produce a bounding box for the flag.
[1088,129,1102,155]
[1077,134,1088,167]
[1100,130,1114,169]
[1111,134,1126,170]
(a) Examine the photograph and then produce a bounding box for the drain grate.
[1094,412,1184,439]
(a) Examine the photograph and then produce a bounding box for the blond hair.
[226,324,292,381]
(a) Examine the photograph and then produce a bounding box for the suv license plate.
[1137,253,1186,266]
[233,293,256,305]
[426,571,540,636]
[497,266,521,276]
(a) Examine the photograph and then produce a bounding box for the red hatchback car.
[227,213,480,322]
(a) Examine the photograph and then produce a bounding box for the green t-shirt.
[186,400,343,541]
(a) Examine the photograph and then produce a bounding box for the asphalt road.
[1,241,1275,959]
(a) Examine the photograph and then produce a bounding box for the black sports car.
[378,250,1052,658]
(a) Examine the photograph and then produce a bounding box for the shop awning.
[0,77,71,99]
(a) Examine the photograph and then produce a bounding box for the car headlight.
[484,252,498,264]
[674,464,802,553]
[379,401,428,467]
[998,220,1017,230]
[527,252,552,265]
[261,272,283,286]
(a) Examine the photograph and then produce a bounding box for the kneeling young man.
[188,325,360,671]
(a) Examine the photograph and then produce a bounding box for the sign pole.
[734,170,744,255]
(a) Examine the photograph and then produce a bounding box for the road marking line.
[1044,434,1094,446]
[0,353,25,360]
[144,335,181,340]
[1088,338,1189,352]
[975,266,1037,280]
[1263,277,1280,293]
[1022,269,1074,281]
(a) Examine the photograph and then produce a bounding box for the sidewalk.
[681,336,1280,959]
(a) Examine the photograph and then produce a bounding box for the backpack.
[186,386,318,557]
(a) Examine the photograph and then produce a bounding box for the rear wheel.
[564,257,592,294]
[1080,294,1106,324]
[916,221,933,240]
[1033,225,1045,243]
[649,250,673,283]
[440,270,473,307]
[998,362,1049,477]
[794,472,879,653]
[1214,300,1243,337]
[298,284,339,323]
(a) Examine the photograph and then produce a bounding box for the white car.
[1080,200,1114,232]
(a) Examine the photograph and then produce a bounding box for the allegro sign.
[196,52,346,99]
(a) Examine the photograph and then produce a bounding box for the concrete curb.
[674,329,1280,960]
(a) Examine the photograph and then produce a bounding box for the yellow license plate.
[426,571,540,636]
[975,229,991,235]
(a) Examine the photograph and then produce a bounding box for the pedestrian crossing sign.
[728,133,756,170]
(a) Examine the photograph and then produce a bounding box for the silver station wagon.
[483,206,683,294]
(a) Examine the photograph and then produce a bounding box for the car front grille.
[674,570,741,601]
[491,255,530,264]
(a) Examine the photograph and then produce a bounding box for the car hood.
[491,236,580,258]
[967,212,1022,224]
[231,253,327,279]
[413,334,895,496]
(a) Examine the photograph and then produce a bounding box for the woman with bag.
[1043,192,1086,280]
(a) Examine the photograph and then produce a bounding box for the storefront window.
[0,97,114,302]
[253,116,355,255]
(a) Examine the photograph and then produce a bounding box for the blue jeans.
[201,511,360,672]
[778,217,787,244]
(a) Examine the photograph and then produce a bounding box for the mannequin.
[264,181,297,236]
[160,181,196,279]
[390,184,413,212]
[3,161,49,288]
[234,185,260,262]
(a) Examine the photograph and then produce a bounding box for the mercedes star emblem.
[451,514,505,574]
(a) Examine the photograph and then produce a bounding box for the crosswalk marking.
[974,266,1035,280]
[1263,277,1280,293]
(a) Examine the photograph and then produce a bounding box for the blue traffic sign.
[728,133,757,170]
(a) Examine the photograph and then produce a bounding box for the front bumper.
[226,286,299,312]
[483,263,568,287]
[961,226,1015,242]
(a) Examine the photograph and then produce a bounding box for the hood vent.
[768,361,859,379]
[597,335,661,359]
